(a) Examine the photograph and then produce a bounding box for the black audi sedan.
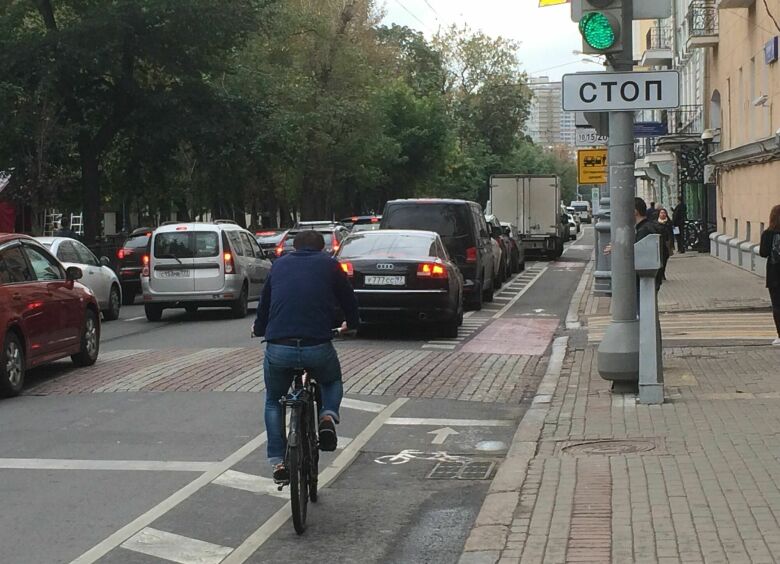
[336,229,464,338]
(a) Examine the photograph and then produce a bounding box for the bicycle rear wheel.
[288,406,308,535]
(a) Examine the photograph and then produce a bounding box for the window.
[339,233,438,259]
[734,219,739,238]
[154,232,219,259]
[24,245,64,281]
[124,233,151,249]
[73,242,99,266]
[227,231,245,256]
[56,241,81,264]
[0,246,32,284]
[746,222,752,242]
[239,232,256,257]
[245,234,264,258]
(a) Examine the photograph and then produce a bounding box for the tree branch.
[34,0,57,31]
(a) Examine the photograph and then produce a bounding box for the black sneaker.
[273,463,289,484]
[318,417,337,451]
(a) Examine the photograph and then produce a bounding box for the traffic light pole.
[597,0,640,389]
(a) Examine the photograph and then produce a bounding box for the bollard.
[635,234,664,404]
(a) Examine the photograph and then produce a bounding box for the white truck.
[489,174,567,259]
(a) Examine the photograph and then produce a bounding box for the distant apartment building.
[526,77,576,149]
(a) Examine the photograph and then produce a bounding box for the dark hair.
[770,204,780,231]
[650,202,656,207]
[634,197,648,218]
[293,230,325,251]
[658,208,669,219]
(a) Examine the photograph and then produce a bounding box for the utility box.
[635,234,661,276]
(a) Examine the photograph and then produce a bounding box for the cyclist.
[253,229,359,483]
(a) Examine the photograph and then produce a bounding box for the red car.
[0,234,100,397]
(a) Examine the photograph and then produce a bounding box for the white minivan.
[141,221,271,321]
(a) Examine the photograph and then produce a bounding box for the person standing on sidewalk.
[672,196,687,254]
[656,208,674,281]
[759,204,780,345]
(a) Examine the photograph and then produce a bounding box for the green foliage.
[0,0,575,235]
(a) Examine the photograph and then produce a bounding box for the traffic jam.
[0,179,587,397]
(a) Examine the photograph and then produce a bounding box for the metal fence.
[667,105,704,135]
[646,26,673,51]
[687,1,719,38]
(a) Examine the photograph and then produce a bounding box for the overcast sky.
[380,0,603,81]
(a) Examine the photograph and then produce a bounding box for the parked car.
[485,214,512,285]
[275,226,349,258]
[255,229,288,258]
[0,234,100,397]
[141,222,272,321]
[336,230,464,337]
[500,222,525,273]
[116,227,152,305]
[341,215,382,233]
[380,199,496,310]
[37,237,123,321]
[566,207,582,233]
[565,214,578,240]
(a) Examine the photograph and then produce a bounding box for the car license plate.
[364,275,405,286]
[159,270,190,278]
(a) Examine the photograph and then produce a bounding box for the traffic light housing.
[578,0,623,55]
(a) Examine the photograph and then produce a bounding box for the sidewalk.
[461,253,780,564]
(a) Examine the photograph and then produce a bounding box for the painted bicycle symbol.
[374,449,468,465]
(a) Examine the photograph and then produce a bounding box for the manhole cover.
[561,439,656,456]
[427,460,496,480]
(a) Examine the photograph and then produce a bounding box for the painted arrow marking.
[428,427,459,444]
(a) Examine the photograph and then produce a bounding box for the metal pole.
[594,182,612,295]
[597,0,639,388]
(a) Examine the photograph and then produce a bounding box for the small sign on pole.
[575,127,609,147]
[578,149,607,185]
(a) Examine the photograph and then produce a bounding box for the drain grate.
[427,460,496,480]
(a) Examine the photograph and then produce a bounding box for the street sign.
[634,121,668,137]
[575,127,609,147]
[578,149,608,184]
[571,0,671,21]
[562,71,680,111]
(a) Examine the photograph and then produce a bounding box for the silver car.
[37,237,123,320]
[140,221,272,321]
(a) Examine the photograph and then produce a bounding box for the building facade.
[526,77,577,150]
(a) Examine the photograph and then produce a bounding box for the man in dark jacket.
[635,197,663,292]
[53,217,80,240]
[647,202,658,221]
[253,229,359,482]
[672,196,687,253]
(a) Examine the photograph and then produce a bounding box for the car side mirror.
[100,256,111,267]
[66,266,83,281]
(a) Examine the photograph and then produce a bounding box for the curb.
[459,336,568,563]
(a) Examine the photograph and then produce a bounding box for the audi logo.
[376,263,395,270]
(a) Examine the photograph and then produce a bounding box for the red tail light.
[417,262,447,278]
[370,217,379,223]
[224,252,235,274]
[141,254,150,277]
[275,244,284,257]
[332,242,340,253]
[340,261,354,277]
[466,247,477,263]
[117,249,125,260]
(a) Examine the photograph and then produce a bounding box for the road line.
[422,344,456,350]
[123,316,146,322]
[341,397,387,413]
[70,433,267,564]
[385,417,514,427]
[566,259,593,329]
[220,398,408,563]
[492,265,549,319]
[121,527,232,564]
[212,470,287,499]
[0,459,215,472]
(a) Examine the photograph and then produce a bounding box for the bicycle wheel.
[288,412,308,534]
[308,393,320,502]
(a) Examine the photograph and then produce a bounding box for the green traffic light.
[580,12,617,51]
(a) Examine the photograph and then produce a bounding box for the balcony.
[667,105,704,135]
[641,26,673,67]
[687,1,719,49]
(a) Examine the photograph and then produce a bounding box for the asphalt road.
[0,229,593,564]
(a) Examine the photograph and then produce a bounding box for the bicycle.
[374,449,469,465]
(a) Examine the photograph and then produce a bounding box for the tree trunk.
[79,141,101,244]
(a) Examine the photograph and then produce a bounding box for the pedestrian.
[648,201,658,221]
[672,196,687,254]
[656,208,674,280]
[53,217,80,240]
[759,204,780,345]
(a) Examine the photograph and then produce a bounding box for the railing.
[667,105,704,134]
[687,1,719,38]
[635,137,659,159]
[645,26,673,51]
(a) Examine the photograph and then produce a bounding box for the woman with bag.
[759,204,780,345]
[656,208,674,281]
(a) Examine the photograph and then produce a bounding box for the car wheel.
[121,288,136,306]
[103,285,121,321]
[145,304,163,322]
[520,260,526,272]
[231,284,249,319]
[0,332,25,398]
[442,315,459,338]
[483,276,495,302]
[185,305,198,315]
[71,309,100,367]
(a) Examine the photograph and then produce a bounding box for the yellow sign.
[539,0,568,6]
[577,149,607,184]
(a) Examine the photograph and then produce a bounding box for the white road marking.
[220,398,409,563]
[213,470,287,499]
[0,459,214,472]
[426,340,460,345]
[463,311,474,318]
[123,316,146,322]
[70,433,267,564]
[385,417,514,427]
[428,427,459,444]
[566,258,593,329]
[422,344,457,350]
[121,527,232,564]
[492,265,549,319]
[341,397,387,413]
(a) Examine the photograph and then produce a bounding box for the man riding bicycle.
[253,229,359,483]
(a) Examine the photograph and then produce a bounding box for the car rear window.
[573,204,588,212]
[382,204,471,240]
[124,234,151,249]
[339,233,436,259]
[154,232,219,259]
[282,232,333,249]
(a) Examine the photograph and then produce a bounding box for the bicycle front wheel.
[289,443,308,534]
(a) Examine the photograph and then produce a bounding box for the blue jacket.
[253,249,359,341]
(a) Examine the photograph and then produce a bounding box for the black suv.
[116,227,152,305]
[380,199,496,310]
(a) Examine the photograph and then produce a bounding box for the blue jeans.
[264,342,343,466]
